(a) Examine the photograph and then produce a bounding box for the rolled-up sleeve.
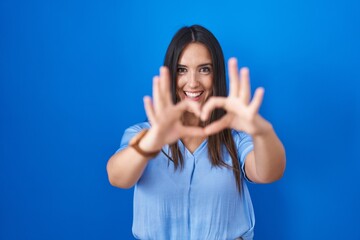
[115,122,150,153]
[234,131,254,182]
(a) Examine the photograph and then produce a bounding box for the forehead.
[178,43,212,65]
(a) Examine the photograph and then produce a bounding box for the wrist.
[129,129,162,158]
[138,128,163,152]
[251,116,273,138]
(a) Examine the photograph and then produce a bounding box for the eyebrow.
[177,63,213,68]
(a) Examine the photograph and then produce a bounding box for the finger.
[143,96,156,124]
[159,66,172,105]
[204,115,231,135]
[239,67,251,104]
[200,97,227,121]
[179,126,206,138]
[152,76,162,112]
[175,100,202,117]
[228,58,240,97]
[249,87,264,114]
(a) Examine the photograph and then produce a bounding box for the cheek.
[176,77,185,99]
[200,77,213,101]
[176,77,183,88]
[176,74,187,88]
[203,76,213,91]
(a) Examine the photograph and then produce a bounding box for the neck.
[182,112,202,127]
[181,112,207,151]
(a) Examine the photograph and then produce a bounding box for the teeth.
[185,91,202,98]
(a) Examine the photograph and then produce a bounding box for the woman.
[107,25,286,240]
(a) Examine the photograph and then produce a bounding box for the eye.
[199,66,212,74]
[177,67,187,75]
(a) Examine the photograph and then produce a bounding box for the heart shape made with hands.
[143,58,266,143]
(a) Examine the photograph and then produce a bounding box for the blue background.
[1,0,359,239]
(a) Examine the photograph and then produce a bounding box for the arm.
[106,128,162,189]
[244,118,286,183]
[107,67,205,189]
[201,58,286,183]
[106,145,152,189]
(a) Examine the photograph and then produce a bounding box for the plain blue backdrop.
[1,0,359,239]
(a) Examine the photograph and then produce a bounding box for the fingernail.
[240,67,249,74]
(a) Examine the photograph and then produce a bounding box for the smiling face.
[176,43,213,106]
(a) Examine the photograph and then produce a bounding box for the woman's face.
[176,43,213,106]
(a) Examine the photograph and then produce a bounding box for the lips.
[184,91,204,99]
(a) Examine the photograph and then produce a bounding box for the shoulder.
[121,121,151,141]
[117,122,151,152]
[124,121,151,134]
[230,129,253,145]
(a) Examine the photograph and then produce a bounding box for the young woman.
[107,25,286,240]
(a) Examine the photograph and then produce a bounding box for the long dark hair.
[163,25,242,192]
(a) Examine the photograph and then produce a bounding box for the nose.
[187,71,199,88]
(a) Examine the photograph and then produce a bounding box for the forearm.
[106,148,150,188]
[106,128,163,189]
[252,119,286,183]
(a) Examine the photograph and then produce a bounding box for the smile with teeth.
[184,91,204,99]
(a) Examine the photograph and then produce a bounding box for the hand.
[142,66,206,151]
[201,58,270,136]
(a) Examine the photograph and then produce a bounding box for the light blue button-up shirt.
[118,122,255,240]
